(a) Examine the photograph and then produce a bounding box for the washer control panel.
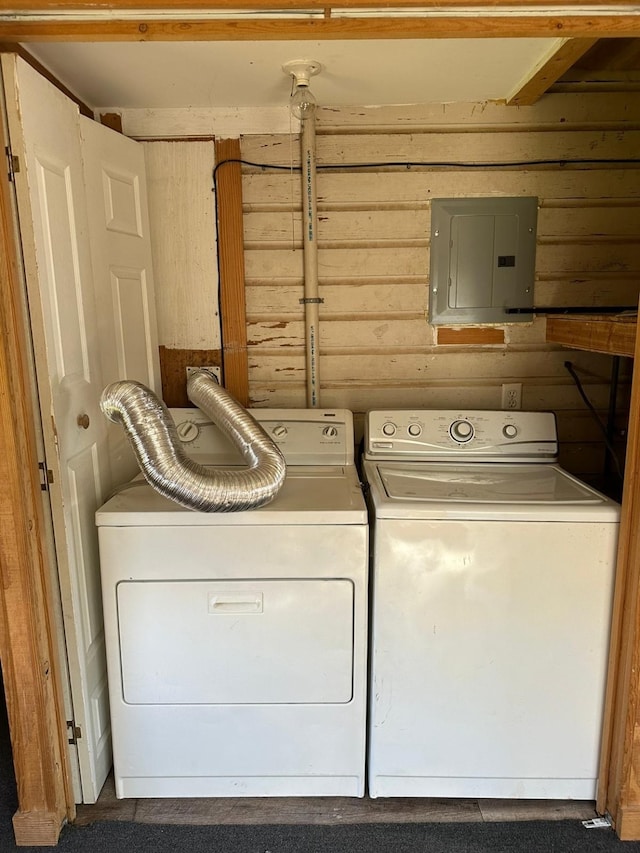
[170,407,355,466]
[365,410,558,462]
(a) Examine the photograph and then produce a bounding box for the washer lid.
[96,466,367,526]
[368,461,620,522]
[379,463,603,504]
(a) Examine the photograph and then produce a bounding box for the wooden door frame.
[0,7,640,845]
[0,105,74,845]
[596,310,640,839]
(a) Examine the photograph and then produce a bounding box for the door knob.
[77,414,90,430]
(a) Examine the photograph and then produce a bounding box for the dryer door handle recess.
[208,593,264,614]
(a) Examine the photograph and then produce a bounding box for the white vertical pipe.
[300,107,321,408]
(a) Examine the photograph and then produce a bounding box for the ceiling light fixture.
[282,60,322,120]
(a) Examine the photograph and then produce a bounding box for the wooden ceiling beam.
[5,0,640,8]
[578,36,640,70]
[507,37,599,105]
[1,16,640,41]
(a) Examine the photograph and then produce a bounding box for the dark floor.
[0,674,18,844]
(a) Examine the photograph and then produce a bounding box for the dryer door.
[117,579,354,704]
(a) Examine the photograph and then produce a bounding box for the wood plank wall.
[239,93,640,488]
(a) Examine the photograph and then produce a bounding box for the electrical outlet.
[501,383,522,410]
[186,365,222,383]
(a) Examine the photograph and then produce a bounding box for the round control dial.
[408,423,422,437]
[176,421,200,443]
[382,422,397,437]
[272,424,288,439]
[449,419,474,443]
[503,424,518,439]
[323,425,338,438]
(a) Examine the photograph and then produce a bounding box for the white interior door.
[80,116,162,484]
[2,54,160,803]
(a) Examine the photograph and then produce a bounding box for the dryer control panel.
[170,407,356,466]
[364,409,558,462]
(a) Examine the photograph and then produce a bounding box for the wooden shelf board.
[546,314,637,358]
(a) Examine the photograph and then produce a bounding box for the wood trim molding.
[598,299,640,835]
[99,112,123,133]
[508,38,599,106]
[215,139,249,407]
[1,17,640,41]
[0,105,73,846]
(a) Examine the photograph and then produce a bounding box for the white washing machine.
[96,408,368,799]
[362,409,619,800]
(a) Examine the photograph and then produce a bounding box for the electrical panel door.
[429,197,537,325]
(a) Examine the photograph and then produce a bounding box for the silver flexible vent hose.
[100,369,286,512]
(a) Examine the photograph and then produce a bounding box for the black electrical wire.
[212,154,640,230]
[212,156,640,207]
[564,360,624,481]
[213,156,640,179]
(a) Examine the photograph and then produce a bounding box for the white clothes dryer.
[96,408,368,799]
[362,409,619,800]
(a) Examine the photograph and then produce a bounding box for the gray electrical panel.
[429,197,538,325]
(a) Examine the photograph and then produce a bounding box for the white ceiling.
[25,38,562,110]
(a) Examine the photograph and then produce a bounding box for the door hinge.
[66,720,82,745]
[38,462,54,492]
[5,146,19,182]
